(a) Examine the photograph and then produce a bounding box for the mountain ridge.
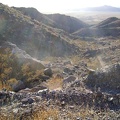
[73,5,120,12]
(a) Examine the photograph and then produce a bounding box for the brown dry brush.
[0,107,59,120]
[0,105,119,120]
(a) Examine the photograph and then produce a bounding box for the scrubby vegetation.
[0,105,120,120]
[0,48,45,91]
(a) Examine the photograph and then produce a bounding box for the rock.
[0,91,8,99]
[76,117,81,120]
[21,98,34,104]
[31,85,48,92]
[85,63,120,93]
[61,101,66,107]
[63,67,72,74]
[69,106,74,109]
[44,68,53,77]
[63,76,76,85]
[74,65,79,69]
[18,88,32,93]
[13,108,19,114]
[12,80,25,92]
[40,75,50,81]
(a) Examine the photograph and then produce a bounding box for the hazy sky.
[0,0,120,13]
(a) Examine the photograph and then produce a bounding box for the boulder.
[44,68,53,77]
[12,80,25,92]
[21,98,34,104]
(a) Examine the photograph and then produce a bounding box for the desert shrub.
[0,48,44,90]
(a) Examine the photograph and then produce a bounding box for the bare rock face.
[85,63,120,93]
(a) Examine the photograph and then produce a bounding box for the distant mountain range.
[74,5,120,12]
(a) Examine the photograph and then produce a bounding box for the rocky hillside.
[72,17,120,37]
[13,7,88,33]
[0,3,79,59]
[0,3,120,119]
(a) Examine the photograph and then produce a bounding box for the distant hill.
[46,14,88,33]
[72,17,120,37]
[72,28,120,37]
[81,5,120,12]
[96,17,120,28]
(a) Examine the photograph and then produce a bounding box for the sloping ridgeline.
[13,7,88,34]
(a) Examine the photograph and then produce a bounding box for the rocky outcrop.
[85,63,120,93]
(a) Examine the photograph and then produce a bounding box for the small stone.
[13,108,19,114]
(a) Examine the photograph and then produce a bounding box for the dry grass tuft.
[33,108,59,120]
[46,75,63,90]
